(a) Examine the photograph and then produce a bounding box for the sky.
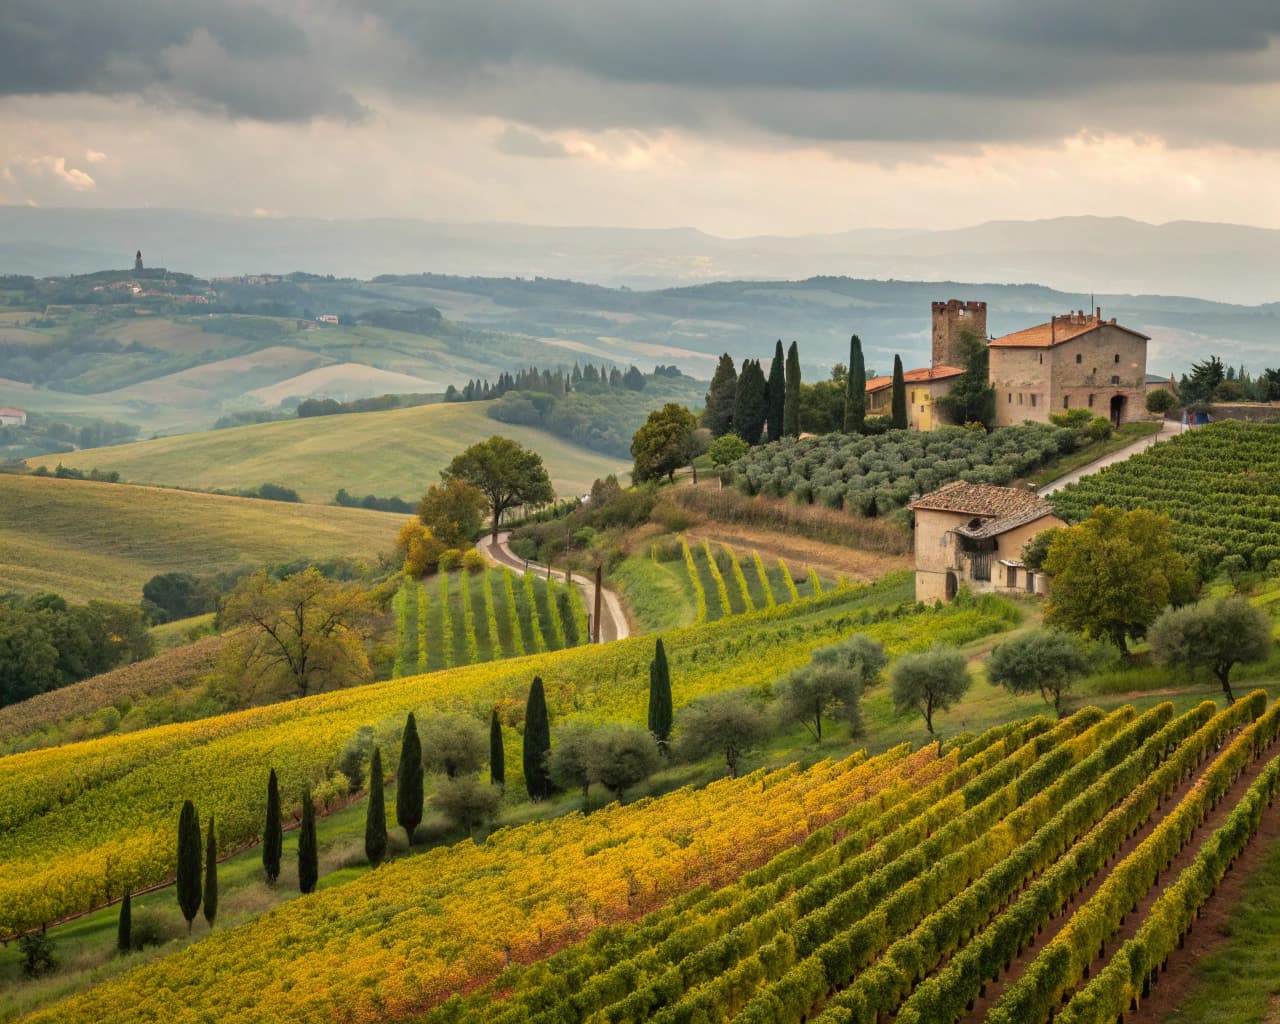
[4,1,1280,236]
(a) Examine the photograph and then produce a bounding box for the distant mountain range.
[3,207,1280,305]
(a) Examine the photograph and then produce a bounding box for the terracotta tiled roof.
[0,407,25,416]
[990,314,1149,349]
[910,480,1052,519]
[865,365,964,393]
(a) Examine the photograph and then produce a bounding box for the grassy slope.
[30,401,627,503]
[0,474,402,604]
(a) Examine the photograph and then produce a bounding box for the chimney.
[1095,306,1102,321]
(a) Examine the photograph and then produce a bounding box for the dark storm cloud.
[4,0,1280,141]
[0,0,362,120]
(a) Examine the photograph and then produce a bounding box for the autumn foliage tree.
[219,568,374,700]
[416,478,488,548]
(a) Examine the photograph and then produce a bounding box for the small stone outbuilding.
[910,481,1065,603]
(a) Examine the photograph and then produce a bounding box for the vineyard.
[723,423,1077,516]
[22,694,1280,1024]
[615,538,827,632]
[1052,420,1280,575]
[390,567,589,675]
[0,574,1019,937]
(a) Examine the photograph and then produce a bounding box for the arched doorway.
[945,571,958,601]
[1110,394,1126,428]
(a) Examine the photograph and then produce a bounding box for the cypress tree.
[766,341,786,442]
[298,787,318,894]
[523,676,552,800]
[489,709,505,789]
[648,638,673,753]
[365,747,387,866]
[844,334,866,433]
[784,340,802,438]
[203,813,218,929]
[733,360,769,445]
[891,354,908,430]
[702,353,738,437]
[175,799,202,934]
[116,891,131,955]
[263,768,282,884]
[396,712,424,846]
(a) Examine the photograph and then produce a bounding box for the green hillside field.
[29,401,628,504]
[0,474,402,604]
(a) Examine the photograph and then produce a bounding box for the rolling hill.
[0,474,403,604]
[29,401,629,504]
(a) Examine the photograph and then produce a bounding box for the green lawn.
[0,474,402,604]
[28,401,627,504]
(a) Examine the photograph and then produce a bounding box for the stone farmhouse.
[883,299,1151,430]
[0,407,27,427]
[910,481,1065,603]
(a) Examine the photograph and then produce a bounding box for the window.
[919,405,925,413]
[1006,565,1017,588]
[1026,571,1036,594]
[1088,393,1095,407]
[1114,353,1120,363]
[1018,393,1024,405]
[1008,393,1012,403]
[1075,353,1082,364]
[1030,393,1038,408]
[1063,396,1070,409]
[1111,375,1121,385]
[1038,353,1044,364]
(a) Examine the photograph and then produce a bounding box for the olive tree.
[1148,595,1273,703]
[890,645,972,735]
[986,628,1095,716]
[419,714,488,779]
[673,690,771,778]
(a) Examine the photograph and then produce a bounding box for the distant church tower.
[930,299,987,368]
[134,250,144,272]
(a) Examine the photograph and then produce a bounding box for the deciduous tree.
[416,478,488,548]
[547,721,595,806]
[708,433,749,468]
[219,568,374,700]
[443,436,555,541]
[1043,506,1196,653]
[890,645,971,734]
[419,714,488,778]
[986,628,1094,716]
[585,724,660,801]
[844,334,866,434]
[631,403,698,483]
[1148,594,1273,703]
[430,775,502,837]
[176,799,202,934]
[396,713,425,845]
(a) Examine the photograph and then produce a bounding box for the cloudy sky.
[4,1,1280,235]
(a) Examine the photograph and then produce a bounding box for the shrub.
[1085,416,1112,442]
[1146,388,1177,414]
[18,930,58,978]
[437,549,465,573]
[461,550,487,575]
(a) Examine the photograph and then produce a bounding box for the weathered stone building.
[989,308,1149,428]
[910,481,1064,603]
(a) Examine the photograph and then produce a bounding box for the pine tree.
[523,676,552,800]
[784,340,802,438]
[203,814,218,929]
[396,712,424,846]
[116,891,131,955]
[648,638,673,753]
[490,708,505,789]
[298,788,318,894]
[176,799,202,934]
[843,334,866,433]
[365,747,387,866]
[734,359,769,445]
[891,354,908,430]
[766,341,786,442]
[702,354,738,437]
[262,768,282,884]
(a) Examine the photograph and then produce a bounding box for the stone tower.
[134,250,143,271]
[931,299,987,368]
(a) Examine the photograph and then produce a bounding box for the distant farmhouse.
[910,481,1066,603]
[881,300,1151,430]
[0,407,27,427]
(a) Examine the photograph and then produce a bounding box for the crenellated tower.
[931,299,987,368]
